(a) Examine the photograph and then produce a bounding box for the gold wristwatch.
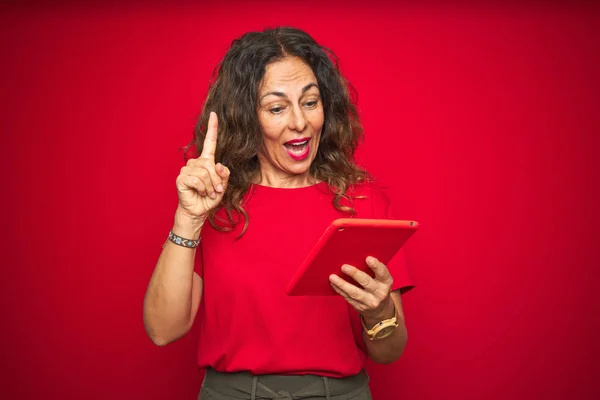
[360,304,399,341]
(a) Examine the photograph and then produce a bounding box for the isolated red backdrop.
[1,2,598,399]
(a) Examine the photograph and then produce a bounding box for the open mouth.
[284,138,311,161]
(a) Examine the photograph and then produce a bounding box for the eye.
[269,106,285,115]
[304,100,319,108]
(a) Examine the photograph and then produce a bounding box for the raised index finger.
[200,111,218,159]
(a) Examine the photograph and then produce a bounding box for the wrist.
[361,296,396,328]
[173,208,205,240]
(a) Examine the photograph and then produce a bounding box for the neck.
[255,168,316,188]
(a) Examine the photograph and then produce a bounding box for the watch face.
[375,326,395,339]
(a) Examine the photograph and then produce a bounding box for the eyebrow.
[259,83,319,101]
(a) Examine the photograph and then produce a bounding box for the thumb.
[216,163,231,191]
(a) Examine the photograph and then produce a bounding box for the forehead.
[260,57,317,91]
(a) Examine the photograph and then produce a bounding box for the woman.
[143,27,414,400]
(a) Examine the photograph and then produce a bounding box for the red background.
[1,1,598,399]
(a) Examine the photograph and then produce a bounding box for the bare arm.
[330,257,409,364]
[143,211,204,346]
[143,112,229,346]
[362,291,407,364]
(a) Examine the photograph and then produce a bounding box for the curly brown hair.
[185,26,370,235]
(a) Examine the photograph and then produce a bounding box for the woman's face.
[256,56,324,186]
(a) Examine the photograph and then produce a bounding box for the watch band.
[360,303,399,341]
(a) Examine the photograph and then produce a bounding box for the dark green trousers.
[199,368,372,400]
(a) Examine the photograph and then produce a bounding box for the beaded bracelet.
[167,230,200,248]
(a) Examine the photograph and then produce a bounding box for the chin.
[286,162,312,176]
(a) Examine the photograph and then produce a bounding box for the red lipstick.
[283,138,311,161]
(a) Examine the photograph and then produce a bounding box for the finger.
[329,273,366,303]
[340,264,379,293]
[177,174,207,196]
[200,111,218,159]
[199,164,223,194]
[187,158,224,194]
[182,166,217,199]
[330,281,368,312]
[215,163,230,192]
[216,163,229,179]
[366,256,393,285]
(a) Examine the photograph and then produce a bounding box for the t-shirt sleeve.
[387,249,415,294]
[371,185,415,294]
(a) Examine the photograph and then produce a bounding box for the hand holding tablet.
[285,218,419,296]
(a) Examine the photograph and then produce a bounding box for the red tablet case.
[285,218,419,296]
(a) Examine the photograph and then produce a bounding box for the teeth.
[289,140,308,146]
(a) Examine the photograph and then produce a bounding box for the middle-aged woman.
[144,26,415,400]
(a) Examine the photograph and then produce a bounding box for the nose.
[287,105,307,132]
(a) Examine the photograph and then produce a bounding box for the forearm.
[363,294,408,364]
[143,210,204,345]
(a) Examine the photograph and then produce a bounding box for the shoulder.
[348,180,390,203]
[347,180,392,218]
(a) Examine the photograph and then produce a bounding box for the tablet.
[285,218,419,296]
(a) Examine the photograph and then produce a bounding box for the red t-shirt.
[194,181,414,378]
